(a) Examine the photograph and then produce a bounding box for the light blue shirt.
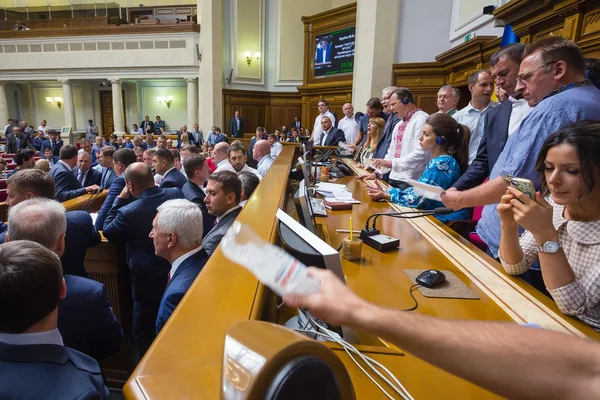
[0,328,63,346]
[477,85,600,258]
[257,154,275,177]
[454,101,497,164]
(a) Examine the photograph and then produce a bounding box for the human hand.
[440,189,462,210]
[497,189,518,227]
[356,172,376,180]
[372,159,391,169]
[283,268,371,327]
[85,185,101,194]
[118,186,130,199]
[366,187,390,201]
[508,187,555,237]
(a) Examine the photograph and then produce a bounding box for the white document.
[405,178,445,201]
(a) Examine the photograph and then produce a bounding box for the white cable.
[295,312,414,400]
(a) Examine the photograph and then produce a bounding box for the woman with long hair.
[348,117,385,167]
[498,120,600,330]
[367,113,471,223]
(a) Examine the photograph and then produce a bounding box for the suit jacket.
[40,139,64,157]
[61,211,102,277]
[59,275,123,361]
[153,120,165,134]
[452,101,512,191]
[72,167,102,187]
[5,133,33,153]
[160,168,187,189]
[156,249,209,333]
[373,114,400,159]
[95,175,126,231]
[100,167,117,190]
[182,181,215,238]
[229,117,245,138]
[291,120,301,129]
[33,137,48,151]
[49,161,87,202]
[319,127,346,146]
[141,120,154,134]
[0,341,109,400]
[202,206,242,256]
[103,186,184,273]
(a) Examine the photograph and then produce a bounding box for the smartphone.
[508,177,536,200]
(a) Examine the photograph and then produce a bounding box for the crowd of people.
[1,36,600,399]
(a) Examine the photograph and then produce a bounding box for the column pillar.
[111,79,125,136]
[186,78,198,129]
[351,0,400,108]
[0,82,8,135]
[61,80,77,143]
[197,0,223,132]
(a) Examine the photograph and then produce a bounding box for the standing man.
[41,130,63,157]
[98,147,117,190]
[453,70,497,164]
[317,116,345,146]
[151,199,210,333]
[190,124,203,146]
[218,143,261,179]
[355,97,388,147]
[182,154,215,237]
[5,126,33,153]
[21,121,34,138]
[229,110,245,138]
[49,145,101,202]
[202,171,243,256]
[85,119,99,142]
[102,162,184,361]
[72,151,101,187]
[153,116,165,134]
[291,116,301,130]
[37,119,48,135]
[253,140,275,177]
[373,88,400,159]
[140,116,154,135]
[311,99,336,144]
[32,130,47,152]
[436,85,461,116]
[337,103,360,146]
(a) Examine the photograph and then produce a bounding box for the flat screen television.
[313,26,355,79]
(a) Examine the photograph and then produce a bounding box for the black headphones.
[401,97,410,105]
[436,136,446,145]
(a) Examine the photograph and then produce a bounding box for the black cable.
[398,284,421,312]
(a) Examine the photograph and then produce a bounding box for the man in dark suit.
[32,129,48,151]
[202,170,242,256]
[140,115,154,135]
[6,148,35,178]
[72,152,101,187]
[154,148,187,189]
[450,43,531,191]
[98,146,117,190]
[229,110,245,138]
[317,116,345,146]
[7,198,122,362]
[291,116,301,130]
[0,241,109,399]
[95,148,137,230]
[40,129,63,157]
[5,126,33,154]
[102,162,184,361]
[5,169,101,277]
[42,147,59,169]
[182,154,215,238]
[151,199,209,333]
[49,145,101,202]
[153,115,165,134]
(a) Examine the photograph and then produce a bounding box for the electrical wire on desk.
[399,284,421,312]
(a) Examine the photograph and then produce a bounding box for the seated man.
[102,163,184,361]
[316,116,345,146]
[5,169,101,277]
[42,147,59,169]
[202,171,243,256]
[32,130,48,151]
[154,149,187,189]
[152,199,209,333]
[180,144,199,160]
[7,148,35,178]
[134,146,145,162]
[0,240,109,399]
[49,145,101,202]
[267,134,283,158]
[238,170,260,207]
[252,140,275,177]
[182,154,215,237]
[7,198,122,361]
[40,129,63,157]
[217,143,261,179]
[71,151,101,187]
[77,139,97,165]
[170,149,182,171]
[95,148,137,230]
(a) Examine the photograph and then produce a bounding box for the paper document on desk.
[315,182,350,199]
[405,178,445,201]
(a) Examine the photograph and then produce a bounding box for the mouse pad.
[403,269,480,300]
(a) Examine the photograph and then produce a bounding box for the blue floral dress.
[386,155,470,223]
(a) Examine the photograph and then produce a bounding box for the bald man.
[72,152,101,187]
[337,103,360,145]
[212,142,231,172]
[252,140,275,178]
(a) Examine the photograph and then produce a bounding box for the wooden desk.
[124,151,600,399]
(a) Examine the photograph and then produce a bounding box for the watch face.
[544,242,560,253]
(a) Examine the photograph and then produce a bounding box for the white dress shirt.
[270,141,283,158]
[337,116,359,145]
[454,101,498,164]
[312,110,335,143]
[169,246,204,280]
[507,96,533,137]
[58,160,73,171]
[384,110,430,182]
[216,205,242,223]
[217,161,262,180]
[0,328,63,346]
[257,154,275,177]
[214,159,232,173]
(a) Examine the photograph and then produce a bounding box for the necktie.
[78,171,85,185]
[16,137,20,148]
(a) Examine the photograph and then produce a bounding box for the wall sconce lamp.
[46,96,63,109]
[244,51,261,65]
[157,95,174,109]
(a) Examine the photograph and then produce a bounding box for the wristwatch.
[537,241,562,254]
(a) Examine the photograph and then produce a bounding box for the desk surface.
[124,151,600,400]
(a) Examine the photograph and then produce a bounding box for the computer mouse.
[416,269,446,288]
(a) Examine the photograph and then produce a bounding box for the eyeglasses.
[516,61,557,85]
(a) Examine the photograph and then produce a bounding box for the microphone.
[360,208,455,252]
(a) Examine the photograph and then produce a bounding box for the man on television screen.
[315,38,332,64]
